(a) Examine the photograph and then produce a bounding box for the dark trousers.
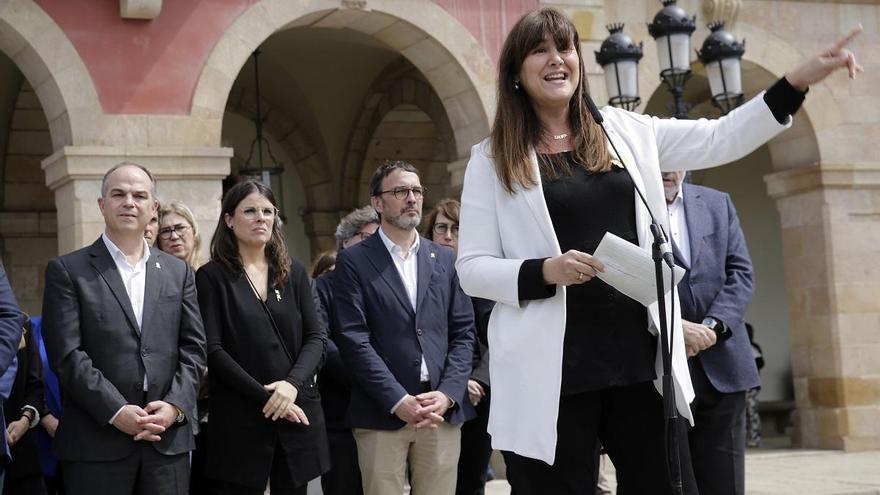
[689,358,747,495]
[189,428,208,495]
[502,381,698,495]
[61,443,188,495]
[321,428,363,495]
[214,440,306,495]
[456,393,492,495]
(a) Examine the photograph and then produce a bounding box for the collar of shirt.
[377,225,420,261]
[668,189,684,212]
[102,233,150,271]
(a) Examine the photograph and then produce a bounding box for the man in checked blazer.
[42,162,206,494]
[334,161,475,495]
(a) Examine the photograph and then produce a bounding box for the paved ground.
[481,449,880,495]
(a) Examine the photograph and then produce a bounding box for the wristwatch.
[702,317,730,341]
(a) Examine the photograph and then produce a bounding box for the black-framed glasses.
[240,206,279,220]
[432,223,459,236]
[377,186,426,200]
[158,224,191,239]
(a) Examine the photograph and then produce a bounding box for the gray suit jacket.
[676,184,760,393]
[42,238,206,461]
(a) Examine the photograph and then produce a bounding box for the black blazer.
[334,234,476,430]
[197,260,329,489]
[42,238,206,461]
[314,270,352,430]
[3,324,44,481]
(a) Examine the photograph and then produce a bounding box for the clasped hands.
[395,391,451,429]
[112,401,179,441]
[263,380,309,425]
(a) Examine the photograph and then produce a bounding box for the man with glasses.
[334,161,475,495]
[314,205,378,495]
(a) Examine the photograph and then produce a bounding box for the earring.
[229,224,234,230]
[514,80,520,90]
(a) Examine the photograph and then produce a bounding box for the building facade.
[0,0,878,451]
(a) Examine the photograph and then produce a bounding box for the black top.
[543,159,656,394]
[197,259,329,489]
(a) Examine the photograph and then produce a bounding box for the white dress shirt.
[103,233,150,423]
[667,187,692,267]
[377,227,431,413]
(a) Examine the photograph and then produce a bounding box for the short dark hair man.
[663,170,759,495]
[42,162,206,494]
[334,161,475,495]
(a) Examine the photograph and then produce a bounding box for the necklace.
[552,133,569,140]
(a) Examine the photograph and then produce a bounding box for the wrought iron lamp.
[648,0,697,118]
[595,23,644,111]
[240,48,286,219]
[697,21,746,115]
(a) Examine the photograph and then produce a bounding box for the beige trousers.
[354,423,461,495]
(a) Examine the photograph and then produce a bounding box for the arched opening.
[205,1,493,260]
[0,51,57,315]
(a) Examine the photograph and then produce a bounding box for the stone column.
[42,146,231,259]
[766,165,880,451]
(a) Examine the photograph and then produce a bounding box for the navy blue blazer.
[675,184,760,393]
[334,233,476,430]
[0,264,24,462]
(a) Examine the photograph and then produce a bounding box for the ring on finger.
[577,271,584,281]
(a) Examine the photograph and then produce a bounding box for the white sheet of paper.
[592,232,685,307]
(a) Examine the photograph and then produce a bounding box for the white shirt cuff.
[108,405,126,425]
[390,394,408,414]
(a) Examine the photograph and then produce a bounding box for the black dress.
[196,260,330,491]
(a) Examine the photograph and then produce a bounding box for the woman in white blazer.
[456,7,861,495]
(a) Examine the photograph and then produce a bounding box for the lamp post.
[240,48,286,219]
[598,0,746,119]
[595,23,644,111]
[698,21,746,115]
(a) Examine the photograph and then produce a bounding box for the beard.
[387,207,421,231]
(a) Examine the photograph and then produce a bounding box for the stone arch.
[340,59,456,208]
[191,0,494,161]
[0,0,102,150]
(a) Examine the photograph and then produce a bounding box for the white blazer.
[456,93,790,464]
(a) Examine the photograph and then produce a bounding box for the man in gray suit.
[42,162,206,494]
[663,171,759,495]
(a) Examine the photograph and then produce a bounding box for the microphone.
[587,93,675,269]
[650,224,676,269]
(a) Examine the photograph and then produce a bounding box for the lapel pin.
[274,288,281,302]
[155,261,161,269]
[430,252,436,259]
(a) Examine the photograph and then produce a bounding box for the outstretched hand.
[786,25,863,91]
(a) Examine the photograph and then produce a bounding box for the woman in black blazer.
[197,180,329,495]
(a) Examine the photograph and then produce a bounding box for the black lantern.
[648,0,697,118]
[698,21,745,115]
[595,23,644,111]
[240,49,286,220]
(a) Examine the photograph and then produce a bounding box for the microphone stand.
[586,93,684,495]
[650,224,684,495]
